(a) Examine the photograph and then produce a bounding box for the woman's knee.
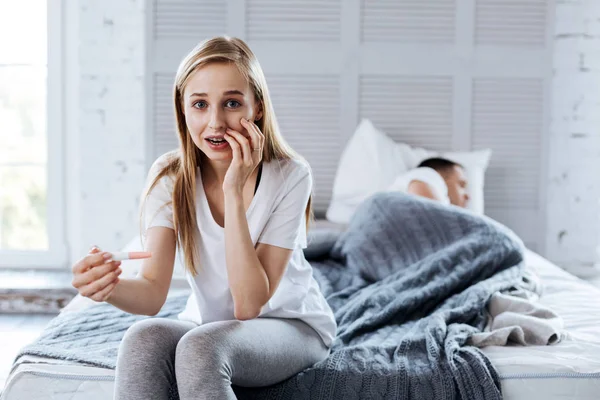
[175,321,238,372]
[120,318,182,354]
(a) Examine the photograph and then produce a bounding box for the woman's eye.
[225,100,241,109]
[193,101,207,109]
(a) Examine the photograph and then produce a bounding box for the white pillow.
[325,119,407,224]
[326,119,491,224]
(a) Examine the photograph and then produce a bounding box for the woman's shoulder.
[146,150,180,190]
[150,150,179,172]
[269,157,311,181]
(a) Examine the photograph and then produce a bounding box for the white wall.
[547,0,600,276]
[63,0,600,275]
[64,0,147,262]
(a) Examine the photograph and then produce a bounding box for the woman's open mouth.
[205,137,229,150]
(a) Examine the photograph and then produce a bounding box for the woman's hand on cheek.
[222,121,262,195]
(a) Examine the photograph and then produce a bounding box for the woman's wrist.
[223,190,246,222]
[223,188,244,202]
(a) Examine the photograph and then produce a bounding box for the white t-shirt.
[386,167,450,205]
[142,153,337,348]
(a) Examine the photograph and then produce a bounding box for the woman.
[71,36,336,399]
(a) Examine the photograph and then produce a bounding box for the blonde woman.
[70,36,336,399]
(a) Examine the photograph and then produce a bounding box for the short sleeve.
[140,156,175,236]
[258,164,312,250]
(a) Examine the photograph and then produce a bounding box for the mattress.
[2,250,600,400]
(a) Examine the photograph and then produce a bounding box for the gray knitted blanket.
[16,192,525,399]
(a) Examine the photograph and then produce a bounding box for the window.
[0,0,66,268]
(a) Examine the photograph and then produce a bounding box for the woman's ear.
[254,103,263,121]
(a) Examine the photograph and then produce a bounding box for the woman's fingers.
[79,264,122,299]
[226,128,253,165]
[240,119,264,168]
[86,260,121,286]
[223,130,246,163]
[240,118,263,151]
[72,251,114,276]
[89,279,119,302]
[72,259,120,288]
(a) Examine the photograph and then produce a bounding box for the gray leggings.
[113,317,330,400]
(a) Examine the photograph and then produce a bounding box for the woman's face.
[182,62,262,160]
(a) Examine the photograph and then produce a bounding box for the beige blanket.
[468,269,564,347]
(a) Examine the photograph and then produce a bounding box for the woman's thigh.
[115,318,198,399]
[175,317,330,387]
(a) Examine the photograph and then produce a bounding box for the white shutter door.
[472,0,552,251]
[148,0,554,253]
[246,0,344,214]
[360,76,454,151]
[475,0,548,47]
[153,72,177,156]
[247,0,341,41]
[154,1,227,40]
[472,79,543,208]
[267,75,341,212]
[361,0,456,43]
[358,0,458,168]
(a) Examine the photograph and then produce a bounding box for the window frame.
[0,0,68,268]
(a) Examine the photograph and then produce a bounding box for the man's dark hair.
[417,157,463,174]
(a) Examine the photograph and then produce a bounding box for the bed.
[2,212,600,400]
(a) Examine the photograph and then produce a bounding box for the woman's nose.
[208,109,225,130]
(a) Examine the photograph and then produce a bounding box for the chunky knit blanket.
[17,192,525,399]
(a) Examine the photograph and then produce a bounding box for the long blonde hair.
[139,36,314,277]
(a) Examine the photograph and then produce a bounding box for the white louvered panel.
[247,0,341,42]
[361,0,456,43]
[485,207,541,250]
[472,78,544,210]
[475,0,547,47]
[154,0,226,40]
[153,73,178,158]
[360,75,453,151]
[267,75,341,214]
[484,172,538,208]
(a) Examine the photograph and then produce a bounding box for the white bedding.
[3,250,600,400]
[482,250,600,399]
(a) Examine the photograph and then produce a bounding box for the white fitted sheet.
[481,249,600,399]
[2,250,600,400]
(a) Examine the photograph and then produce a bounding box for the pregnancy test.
[110,251,152,261]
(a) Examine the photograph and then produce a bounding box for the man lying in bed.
[387,157,470,208]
